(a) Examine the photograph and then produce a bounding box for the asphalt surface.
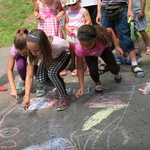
[0,42,150,150]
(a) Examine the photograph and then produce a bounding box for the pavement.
[0,42,150,150]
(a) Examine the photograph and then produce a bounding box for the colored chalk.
[19,107,23,111]
[49,134,54,138]
[4,130,9,134]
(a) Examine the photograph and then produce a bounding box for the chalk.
[4,130,9,134]
[18,107,23,111]
[49,134,55,138]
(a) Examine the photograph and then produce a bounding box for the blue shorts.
[101,6,134,52]
[134,13,147,31]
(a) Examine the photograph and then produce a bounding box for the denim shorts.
[101,6,134,52]
[134,13,147,31]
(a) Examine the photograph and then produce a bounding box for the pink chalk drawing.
[0,105,19,149]
[85,95,127,108]
[22,138,76,150]
[28,97,57,110]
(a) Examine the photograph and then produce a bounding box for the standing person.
[75,25,123,97]
[65,0,91,76]
[34,0,64,38]
[0,85,7,91]
[7,28,45,100]
[21,29,75,111]
[32,0,37,6]
[96,0,145,78]
[132,0,150,55]
[81,0,98,25]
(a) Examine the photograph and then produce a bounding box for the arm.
[138,0,146,18]
[128,0,134,20]
[68,41,75,72]
[32,0,37,6]
[76,57,84,98]
[65,11,74,34]
[83,8,91,25]
[21,63,34,110]
[106,28,124,56]
[34,0,42,20]
[56,1,65,21]
[7,55,18,99]
[96,0,102,24]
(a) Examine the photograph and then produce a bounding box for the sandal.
[131,65,145,78]
[59,70,67,76]
[72,69,77,76]
[94,85,103,93]
[114,74,122,83]
[16,79,25,94]
[36,84,46,97]
[98,63,109,75]
[0,86,7,91]
[146,47,150,55]
[85,66,90,75]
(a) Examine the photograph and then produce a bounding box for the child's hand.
[56,14,62,21]
[68,63,75,72]
[11,89,19,100]
[35,13,43,20]
[21,96,30,110]
[115,46,124,56]
[76,88,84,98]
[68,29,74,34]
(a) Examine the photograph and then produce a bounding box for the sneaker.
[85,66,90,75]
[72,69,77,76]
[124,58,131,65]
[59,70,67,76]
[114,74,122,83]
[116,56,123,65]
[56,96,71,111]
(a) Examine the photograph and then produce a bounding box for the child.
[132,0,150,55]
[65,0,91,76]
[34,0,65,38]
[7,28,45,100]
[75,25,124,97]
[21,29,75,111]
[0,85,7,91]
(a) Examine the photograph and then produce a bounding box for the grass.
[0,0,150,47]
[0,0,37,47]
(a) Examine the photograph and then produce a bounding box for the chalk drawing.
[22,138,76,150]
[28,97,57,110]
[107,86,135,150]
[0,104,19,149]
[70,91,134,150]
[83,95,127,131]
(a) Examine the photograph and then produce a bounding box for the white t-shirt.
[81,0,97,7]
[27,36,70,65]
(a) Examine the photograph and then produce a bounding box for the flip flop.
[94,85,103,93]
[98,63,109,75]
[0,86,7,91]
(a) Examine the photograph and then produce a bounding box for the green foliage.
[0,0,150,47]
[0,0,37,47]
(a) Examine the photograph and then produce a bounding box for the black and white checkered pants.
[36,52,70,99]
